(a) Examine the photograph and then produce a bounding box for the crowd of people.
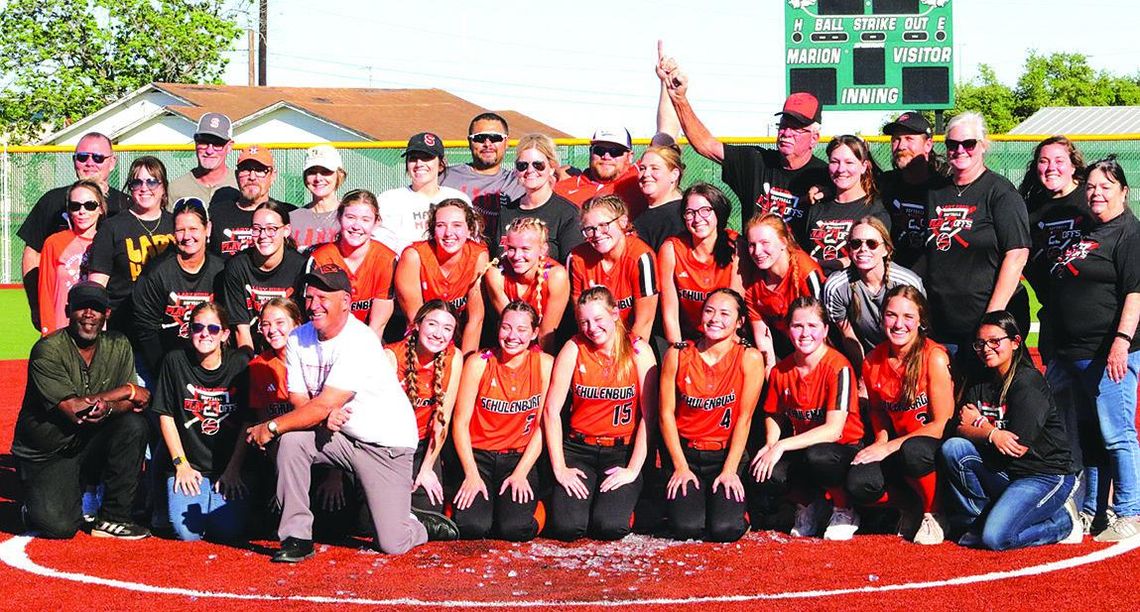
[12,55,1140,564]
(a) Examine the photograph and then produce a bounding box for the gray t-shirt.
[441,164,525,241]
[290,207,340,252]
[822,262,925,353]
[167,170,239,211]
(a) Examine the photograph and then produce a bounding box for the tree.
[0,0,246,144]
[949,65,1019,133]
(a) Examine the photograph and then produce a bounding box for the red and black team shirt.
[88,210,175,333]
[863,338,948,437]
[878,170,945,268]
[569,335,641,439]
[1023,188,1087,310]
[469,349,544,452]
[805,195,892,269]
[208,197,295,259]
[220,247,307,329]
[721,145,831,251]
[131,249,225,376]
[674,341,748,444]
[764,346,863,445]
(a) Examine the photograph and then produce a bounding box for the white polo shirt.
[285,316,417,448]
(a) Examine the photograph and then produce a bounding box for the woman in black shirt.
[806,135,890,274]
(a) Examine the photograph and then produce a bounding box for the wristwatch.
[172,456,185,467]
[267,420,279,437]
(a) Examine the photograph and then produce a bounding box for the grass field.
[0,289,37,361]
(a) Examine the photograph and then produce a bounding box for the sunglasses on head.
[190,322,223,335]
[469,132,506,144]
[945,138,979,152]
[591,144,628,158]
[848,238,882,250]
[67,200,100,212]
[515,160,547,172]
[127,177,161,190]
[74,152,109,164]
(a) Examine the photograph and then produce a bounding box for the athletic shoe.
[1079,512,1095,535]
[823,507,860,541]
[957,530,982,548]
[790,499,830,538]
[1060,497,1083,544]
[1094,515,1140,542]
[412,507,460,541]
[91,520,150,540]
[912,512,946,545]
[272,537,315,563]
[896,506,922,540]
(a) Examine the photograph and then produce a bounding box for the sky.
[218,0,1139,138]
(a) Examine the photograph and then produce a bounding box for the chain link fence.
[2,137,1137,284]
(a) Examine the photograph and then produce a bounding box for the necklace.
[954,175,979,198]
[133,211,162,238]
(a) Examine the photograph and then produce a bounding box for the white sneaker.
[823,506,860,541]
[913,512,946,545]
[1094,515,1140,542]
[1060,481,1084,544]
[790,499,830,538]
[1078,511,1094,535]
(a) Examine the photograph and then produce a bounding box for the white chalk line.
[0,534,1137,607]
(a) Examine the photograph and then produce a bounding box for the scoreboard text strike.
[784,0,954,111]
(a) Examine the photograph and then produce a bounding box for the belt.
[569,431,630,447]
[684,438,727,451]
[478,447,526,455]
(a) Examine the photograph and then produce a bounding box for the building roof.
[1009,106,1140,135]
[154,83,572,141]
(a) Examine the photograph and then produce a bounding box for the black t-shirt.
[923,170,1030,344]
[633,199,685,251]
[1024,187,1088,306]
[1046,209,1140,360]
[958,362,1073,477]
[805,195,891,271]
[152,349,250,476]
[208,197,294,259]
[721,145,830,250]
[131,250,226,376]
[220,248,308,328]
[88,210,176,333]
[18,185,131,252]
[495,193,584,264]
[879,170,946,268]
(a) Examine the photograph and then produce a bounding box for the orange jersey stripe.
[469,349,545,451]
[310,240,397,323]
[674,341,748,444]
[764,347,863,444]
[863,338,949,437]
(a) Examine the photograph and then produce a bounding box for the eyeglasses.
[67,200,100,212]
[848,238,882,251]
[515,160,548,172]
[581,216,620,238]
[945,138,980,152]
[683,206,714,221]
[591,145,628,159]
[190,322,223,335]
[971,336,1009,351]
[777,124,812,135]
[469,132,506,144]
[251,225,283,237]
[237,166,271,178]
[73,152,110,164]
[128,178,161,191]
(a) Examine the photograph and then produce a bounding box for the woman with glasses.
[806,135,890,274]
[495,134,582,263]
[633,145,686,250]
[821,217,924,370]
[924,112,1030,357]
[484,216,570,353]
[132,197,225,381]
[291,145,348,251]
[373,132,471,257]
[309,190,397,340]
[37,180,105,335]
[568,195,659,342]
[88,156,176,340]
[941,311,1080,550]
[658,183,742,344]
[220,201,308,352]
[1043,157,1140,542]
[153,302,251,541]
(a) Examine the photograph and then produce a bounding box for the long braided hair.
[403,299,457,430]
[847,215,894,325]
[500,216,551,321]
[884,285,932,407]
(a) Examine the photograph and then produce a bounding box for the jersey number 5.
[612,402,634,427]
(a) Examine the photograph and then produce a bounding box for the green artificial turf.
[0,288,39,360]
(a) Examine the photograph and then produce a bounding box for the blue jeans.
[940,437,1076,550]
[1046,351,1140,518]
[166,476,247,542]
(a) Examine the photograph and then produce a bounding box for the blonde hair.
[515,133,560,168]
[501,216,551,321]
[577,286,635,381]
[641,145,685,185]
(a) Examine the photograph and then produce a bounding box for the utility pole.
[247,29,255,86]
[258,0,268,86]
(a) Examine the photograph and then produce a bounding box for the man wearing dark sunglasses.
[168,112,240,212]
[553,126,648,216]
[878,111,946,268]
[18,132,131,330]
[440,112,525,242]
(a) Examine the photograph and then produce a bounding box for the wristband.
[971,416,987,428]
[1115,331,1133,344]
[987,427,999,445]
[127,383,137,402]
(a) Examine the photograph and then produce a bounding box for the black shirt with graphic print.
[18,186,131,252]
[207,197,294,259]
[1024,187,1088,308]
[88,210,175,334]
[1046,209,1140,360]
[220,247,308,329]
[805,195,891,272]
[721,145,831,250]
[878,170,947,268]
[923,169,1030,345]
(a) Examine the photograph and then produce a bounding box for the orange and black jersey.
[310,240,397,323]
[862,338,949,437]
[663,231,738,338]
[502,258,565,323]
[568,335,640,439]
[469,348,545,452]
[764,346,863,445]
[248,349,291,421]
[407,240,488,316]
[673,341,748,444]
[569,236,657,326]
[388,337,458,440]
[744,249,822,337]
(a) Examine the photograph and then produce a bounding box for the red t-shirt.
[310,240,396,323]
[664,231,738,339]
[863,338,949,437]
[553,165,647,218]
[674,341,748,444]
[407,240,487,315]
[764,346,863,444]
[388,337,458,440]
[248,350,291,421]
[569,335,640,439]
[469,349,545,452]
[744,249,823,337]
[568,236,657,327]
[38,230,93,335]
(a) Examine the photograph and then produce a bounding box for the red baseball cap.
[775,92,822,127]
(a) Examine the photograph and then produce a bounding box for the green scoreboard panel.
[784,0,954,110]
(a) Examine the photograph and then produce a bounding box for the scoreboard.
[784,0,954,110]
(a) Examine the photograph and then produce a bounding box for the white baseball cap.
[590,126,632,150]
[303,144,343,172]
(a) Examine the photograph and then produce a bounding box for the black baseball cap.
[303,264,352,294]
[883,112,932,137]
[403,132,445,159]
[68,281,110,311]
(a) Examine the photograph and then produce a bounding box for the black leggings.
[845,436,940,506]
[750,442,859,500]
[545,439,642,541]
[451,449,540,541]
[411,438,444,513]
[665,446,748,542]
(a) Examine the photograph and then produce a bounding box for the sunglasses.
[73,152,110,164]
[237,165,271,177]
[515,160,548,172]
[972,336,1009,351]
[128,178,161,190]
[945,138,980,152]
[591,144,629,158]
[67,200,100,212]
[173,197,206,213]
[469,132,506,144]
[848,238,882,250]
[190,322,223,336]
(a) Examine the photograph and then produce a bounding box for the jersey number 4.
[612,402,634,427]
[720,408,732,429]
